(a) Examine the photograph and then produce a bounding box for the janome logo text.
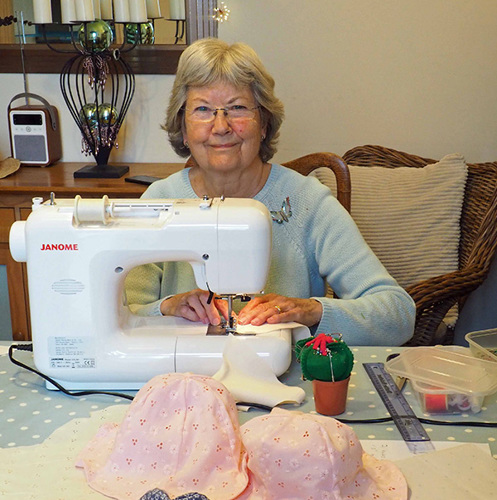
[40,243,79,251]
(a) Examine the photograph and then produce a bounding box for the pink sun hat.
[238,407,408,500]
[76,373,249,500]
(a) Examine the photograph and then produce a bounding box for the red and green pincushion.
[295,333,354,382]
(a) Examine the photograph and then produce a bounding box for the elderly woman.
[125,38,415,345]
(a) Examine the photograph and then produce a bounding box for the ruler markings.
[363,362,434,453]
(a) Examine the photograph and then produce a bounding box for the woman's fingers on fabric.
[267,298,322,326]
[161,290,222,324]
[238,294,285,325]
[181,293,207,323]
[178,303,201,322]
[214,298,230,322]
[192,291,230,325]
[238,296,323,327]
[202,295,223,325]
[237,296,267,324]
[176,290,210,324]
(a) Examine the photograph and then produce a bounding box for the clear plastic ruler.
[363,362,435,454]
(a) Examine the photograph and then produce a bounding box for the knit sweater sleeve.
[125,263,165,316]
[299,177,415,345]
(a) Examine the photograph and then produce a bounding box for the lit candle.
[33,0,53,24]
[113,0,130,23]
[145,0,161,19]
[60,0,77,23]
[76,0,96,21]
[129,0,148,22]
[92,0,101,18]
[169,0,185,20]
[100,0,113,19]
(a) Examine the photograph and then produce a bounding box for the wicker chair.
[282,152,351,212]
[342,144,497,346]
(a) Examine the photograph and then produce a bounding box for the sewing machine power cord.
[7,343,497,428]
[9,343,134,401]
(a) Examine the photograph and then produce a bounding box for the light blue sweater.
[125,164,415,345]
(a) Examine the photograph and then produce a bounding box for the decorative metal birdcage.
[60,41,135,177]
[42,19,141,178]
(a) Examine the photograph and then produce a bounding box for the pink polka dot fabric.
[76,374,407,500]
[238,408,407,499]
[76,373,249,499]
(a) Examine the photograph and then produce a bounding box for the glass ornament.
[79,103,98,128]
[78,19,114,52]
[98,103,118,125]
[125,22,155,45]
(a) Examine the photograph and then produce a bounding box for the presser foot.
[225,316,237,335]
[206,317,235,335]
[206,323,229,335]
[206,317,254,335]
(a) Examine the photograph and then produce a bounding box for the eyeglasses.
[184,105,260,124]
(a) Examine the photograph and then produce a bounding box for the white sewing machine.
[9,195,293,390]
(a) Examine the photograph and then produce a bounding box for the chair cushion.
[310,153,468,324]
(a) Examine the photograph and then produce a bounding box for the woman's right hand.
[159,289,229,325]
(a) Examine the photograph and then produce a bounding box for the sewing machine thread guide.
[363,362,434,453]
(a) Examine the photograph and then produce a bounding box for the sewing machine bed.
[42,316,294,391]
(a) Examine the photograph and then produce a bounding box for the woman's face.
[182,81,266,175]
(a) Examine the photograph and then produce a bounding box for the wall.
[0,0,496,340]
[2,0,497,164]
[219,0,497,164]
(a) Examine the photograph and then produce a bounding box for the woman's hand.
[160,289,230,325]
[237,294,323,327]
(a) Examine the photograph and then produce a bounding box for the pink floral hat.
[238,408,408,500]
[76,375,407,500]
[76,373,249,499]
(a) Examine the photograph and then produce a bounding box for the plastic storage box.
[465,328,497,363]
[410,378,484,414]
[386,346,497,414]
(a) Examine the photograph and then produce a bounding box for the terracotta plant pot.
[312,376,350,416]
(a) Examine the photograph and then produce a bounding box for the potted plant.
[295,333,354,415]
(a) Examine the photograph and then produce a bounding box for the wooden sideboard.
[0,162,184,341]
